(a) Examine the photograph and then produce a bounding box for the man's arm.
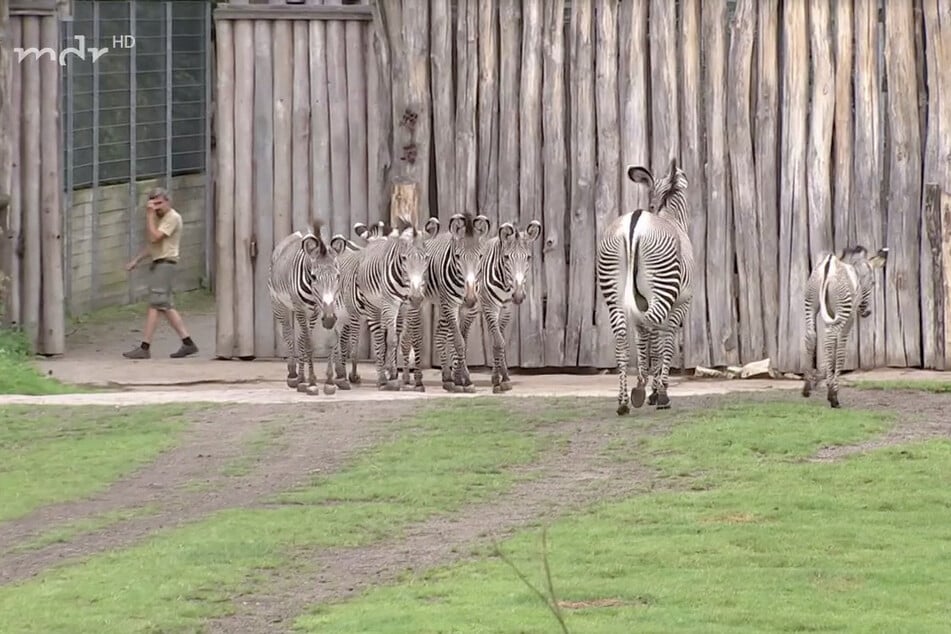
[126,245,150,271]
[146,209,170,243]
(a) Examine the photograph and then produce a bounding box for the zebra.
[801,245,888,408]
[453,220,543,394]
[268,222,348,395]
[595,157,694,416]
[332,217,436,391]
[400,212,492,393]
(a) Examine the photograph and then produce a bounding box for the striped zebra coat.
[802,245,888,407]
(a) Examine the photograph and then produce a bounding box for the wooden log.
[678,0,709,368]
[619,0,650,213]
[807,0,835,268]
[1,14,20,328]
[590,0,617,369]
[498,0,520,368]
[883,0,922,368]
[755,0,780,366]
[345,21,369,363]
[943,191,951,369]
[272,19,293,358]
[454,0,477,221]
[38,15,62,355]
[325,20,350,239]
[832,0,858,370]
[214,19,236,359]
[233,18,255,358]
[852,0,885,369]
[775,0,810,373]
[923,185,945,369]
[0,5,8,310]
[649,0,678,174]
[476,0,498,223]
[366,20,386,225]
[403,3,430,223]
[389,180,419,229]
[702,0,737,367]
[567,0,596,367]
[310,18,333,234]
[541,0,567,368]
[291,22,311,234]
[727,0,763,363]
[930,0,951,369]
[19,16,40,349]
[518,0,544,368]
[252,20,276,358]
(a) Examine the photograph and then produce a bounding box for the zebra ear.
[473,214,491,237]
[353,222,369,240]
[449,214,467,238]
[524,220,542,242]
[329,235,348,255]
[424,217,440,236]
[627,165,653,189]
[870,247,888,268]
[499,223,516,242]
[302,235,320,257]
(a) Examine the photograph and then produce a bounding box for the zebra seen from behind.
[268,222,348,395]
[802,245,888,408]
[596,157,694,416]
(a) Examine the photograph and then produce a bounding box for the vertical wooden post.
[272,18,293,357]
[214,18,236,359]
[389,179,419,230]
[942,190,951,369]
[233,17,255,358]
[19,16,40,348]
[0,0,10,323]
[39,14,63,355]
[923,184,945,369]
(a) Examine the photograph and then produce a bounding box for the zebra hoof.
[412,384,426,393]
[287,376,300,389]
[306,384,321,396]
[334,378,352,390]
[802,384,812,398]
[655,393,670,410]
[630,386,646,409]
[647,391,658,406]
[349,373,362,385]
[380,380,402,391]
[442,381,456,392]
[492,384,503,394]
[499,381,513,392]
[617,403,630,416]
[297,382,309,393]
[828,392,840,408]
[323,383,337,396]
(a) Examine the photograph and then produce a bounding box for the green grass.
[296,401,951,633]
[0,399,554,634]
[5,506,160,555]
[0,329,81,395]
[850,378,951,393]
[0,405,189,522]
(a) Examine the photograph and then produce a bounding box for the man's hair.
[146,187,170,203]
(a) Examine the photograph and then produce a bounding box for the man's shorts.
[148,259,176,310]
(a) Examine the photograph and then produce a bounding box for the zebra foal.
[268,222,348,395]
[596,158,694,416]
[802,245,888,408]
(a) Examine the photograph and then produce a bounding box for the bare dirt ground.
[3,298,950,632]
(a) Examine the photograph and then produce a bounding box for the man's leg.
[123,307,161,359]
[166,308,198,358]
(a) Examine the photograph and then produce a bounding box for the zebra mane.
[309,219,329,256]
[840,245,867,260]
[460,211,476,236]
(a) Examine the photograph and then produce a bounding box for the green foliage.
[850,379,951,393]
[0,329,80,395]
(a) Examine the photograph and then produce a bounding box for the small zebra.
[462,220,542,393]
[334,217,436,390]
[802,245,888,408]
[596,158,694,416]
[268,222,348,395]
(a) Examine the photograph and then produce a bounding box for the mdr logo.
[14,34,136,66]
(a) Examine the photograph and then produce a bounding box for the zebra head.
[497,220,542,305]
[449,212,492,308]
[627,158,689,229]
[302,224,348,330]
[841,245,888,318]
[392,217,438,307]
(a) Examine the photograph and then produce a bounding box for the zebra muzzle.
[321,315,337,330]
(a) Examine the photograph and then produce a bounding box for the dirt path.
[0,402,417,585]
[202,397,715,634]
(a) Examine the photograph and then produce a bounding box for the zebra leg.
[630,324,652,408]
[823,325,839,407]
[498,304,514,391]
[603,295,631,415]
[332,316,353,390]
[367,315,390,388]
[390,304,403,382]
[401,305,425,392]
[323,324,339,395]
[380,303,402,391]
[346,314,362,385]
[652,328,676,410]
[802,289,819,398]
[458,304,478,391]
[448,304,475,393]
[647,329,663,405]
[275,305,299,388]
[483,303,505,394]
[435,302,455,391]
[295,310,320,395]
[827,327,848,408]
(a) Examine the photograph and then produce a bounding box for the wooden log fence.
[212,0,951,374]
[0,0,64,356]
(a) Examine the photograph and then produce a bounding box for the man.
[122,187,198,359]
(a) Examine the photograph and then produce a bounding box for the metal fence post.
[127,0,137,304]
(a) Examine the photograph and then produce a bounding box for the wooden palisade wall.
[213,0,951,374]
[0,0,65,355]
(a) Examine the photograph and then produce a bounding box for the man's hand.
[125,258,138,272]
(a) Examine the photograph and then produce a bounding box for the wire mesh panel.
[61,0,211,314]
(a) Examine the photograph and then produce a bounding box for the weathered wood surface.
[727,0,763,362]
[884,0,923,368]
[214,19,236,359]
[272,19,293,356]
[776,0,810,373]
[232,18,255,358]
[252,20,276,358]
[208,0,951,375]
[1,12,20,329]
[923,186,945,368]
[19,16,41,348]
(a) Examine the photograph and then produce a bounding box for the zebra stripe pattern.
[268,222,348,395]
[596,157,694,416]
[802,245,888,407]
